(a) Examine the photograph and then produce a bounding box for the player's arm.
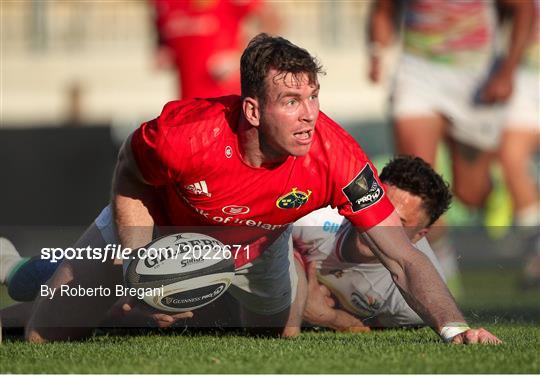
[368,0,397,82]
[303,262,370,332]
[362,211,501,344]
[111,133,155,252]
[111,133,194,325]
[481,0,535,103]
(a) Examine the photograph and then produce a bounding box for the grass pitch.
[1,326,539,374]
[1,267,539,374]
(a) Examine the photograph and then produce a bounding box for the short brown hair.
[240,33,324,106]
[380,156,452,226]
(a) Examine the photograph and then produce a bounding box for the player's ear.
[242,97,260,127]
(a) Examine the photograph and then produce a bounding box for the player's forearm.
[112,142,155,250]
[498,0,535,74]
[391,248,465,332]
[362,214,466,333]
[113,191,154,251]
[369,0,396,47]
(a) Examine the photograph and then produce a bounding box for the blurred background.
[1,0,394,230]
[1,0,538,322]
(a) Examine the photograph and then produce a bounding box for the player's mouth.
[293,129,313,145]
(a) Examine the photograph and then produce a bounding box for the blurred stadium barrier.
[1,1,391,126]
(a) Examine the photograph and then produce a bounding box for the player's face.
[258,69,320,158]
[385,184,430,243]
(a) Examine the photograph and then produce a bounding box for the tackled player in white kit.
[293,156,453,330]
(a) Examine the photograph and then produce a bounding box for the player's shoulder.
[158,95,241,132]
[312,111,369,160]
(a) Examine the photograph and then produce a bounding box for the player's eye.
[286,99,298,106]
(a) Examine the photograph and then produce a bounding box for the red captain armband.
[347,196,394,231]
[341,164,395,230]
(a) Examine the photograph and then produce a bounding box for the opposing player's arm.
[369,0,396,47]
[498,0,535,73]
[112,133,155,251]
[361,211,501,344]
[303,262,369,332]
[368,0,397,82]
[362,211,463,329]
[481,0,535,103]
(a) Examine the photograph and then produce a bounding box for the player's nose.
[300,100,317,123]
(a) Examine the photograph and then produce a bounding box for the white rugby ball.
[123,233,235,312]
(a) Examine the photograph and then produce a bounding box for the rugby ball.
[124,233,235,312]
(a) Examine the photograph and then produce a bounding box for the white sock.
[0,237,22,284]
[516,202,540,227]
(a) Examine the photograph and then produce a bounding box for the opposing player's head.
[240,33,325,158]
[379,156,452,242]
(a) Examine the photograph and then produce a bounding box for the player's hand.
[154,46,175,70]
[368,56,382,83]
[208,50,240,82]
[479,68,513,104]
[318,283,337,307]
[450,328,502,345]
[304,263,370,333]
[112,296,193,328]
[303,262,338,326]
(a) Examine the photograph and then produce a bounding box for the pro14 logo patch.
[276,188,312,209]
[342,164,384,212]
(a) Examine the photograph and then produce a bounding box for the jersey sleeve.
[130,101,184,186]
[231,0,262,18]
[324,117,394,230]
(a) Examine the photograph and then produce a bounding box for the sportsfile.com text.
[39,243,250,263]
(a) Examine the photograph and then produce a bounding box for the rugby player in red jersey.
[26,34,499,344]
[151,0,279,99]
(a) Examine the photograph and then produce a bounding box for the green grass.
[1,267,539,373]
[1,326,539,373]
[458,268,540,324]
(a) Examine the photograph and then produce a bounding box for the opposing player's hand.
[480,68,513,104]
[112,296,193,328]
[319,283,337,307]
[450,328,502,345]
[304,262,338,326]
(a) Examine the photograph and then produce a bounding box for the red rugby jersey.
[131,96,394,266]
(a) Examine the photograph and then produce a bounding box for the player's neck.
[238,118,289,168]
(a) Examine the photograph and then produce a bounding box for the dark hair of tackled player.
[379,155,452,226]
[240,33,325,109]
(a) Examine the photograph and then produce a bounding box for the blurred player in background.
[368,0,534,294]
[294,156,452,331]
[151,0,279,99]
[499,0,540,288]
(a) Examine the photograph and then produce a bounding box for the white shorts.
[392,54,507,150]
[505,69,540,131]
[95,205,297,316]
